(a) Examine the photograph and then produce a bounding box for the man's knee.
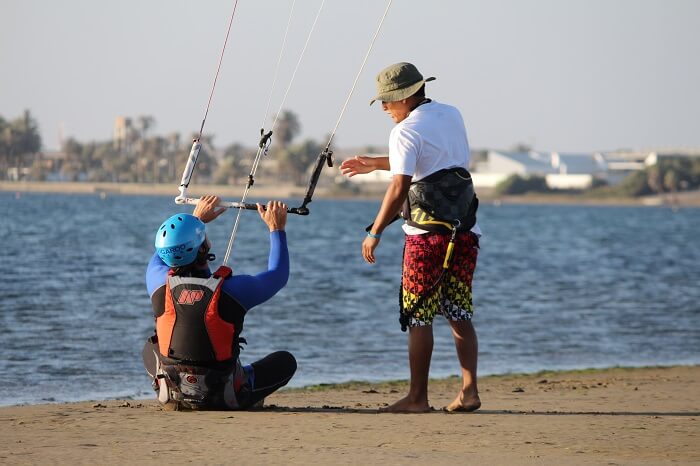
[276,350,297,375]
[449,319,477,339]
[253,350,297,378]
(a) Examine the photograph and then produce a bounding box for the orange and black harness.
[144,266,250,410]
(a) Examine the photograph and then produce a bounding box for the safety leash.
[289,0,394,215]
[173,0,394,264]
[176,0,240,206]
[222,0,327,265]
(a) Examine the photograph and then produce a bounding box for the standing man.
[143,195,296,410]
[340,62,481,413]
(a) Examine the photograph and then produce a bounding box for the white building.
[599,150,650,185]
[474,150,607,190]
[473,150,552,189]
[338,147,700,193]
[547,152,607,189]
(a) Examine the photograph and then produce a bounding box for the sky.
[2,0,699,153]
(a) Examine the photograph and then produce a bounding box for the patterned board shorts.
[401,231,479,328]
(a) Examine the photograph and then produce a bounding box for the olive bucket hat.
[369,62,435,105]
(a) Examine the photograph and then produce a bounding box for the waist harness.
[397,167,479,331]
[401,167,479,233]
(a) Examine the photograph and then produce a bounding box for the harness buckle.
[450,219,461,240]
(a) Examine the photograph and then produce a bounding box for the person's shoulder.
[391,117,414,133]
[429,101,465,127]
[409,101,454,122]
[429,100,462,115]
[390,122,421,143]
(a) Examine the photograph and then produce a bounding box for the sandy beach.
[0,180,316,200]
[1,366,698,465]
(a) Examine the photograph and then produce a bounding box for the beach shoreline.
[4,180,700,207]
[2,365,698,464]
[0,180,315,200]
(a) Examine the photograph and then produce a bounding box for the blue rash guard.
[146,230,289,311]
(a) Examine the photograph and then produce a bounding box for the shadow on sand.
[259,405,699,417]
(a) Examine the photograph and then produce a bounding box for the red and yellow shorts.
[401,231,479,327]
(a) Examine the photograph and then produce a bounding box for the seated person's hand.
[258,200,287,232]
[193,195,227,223]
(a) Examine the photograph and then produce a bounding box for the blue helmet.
[155,214,206,267]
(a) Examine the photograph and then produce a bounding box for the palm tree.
[137,115,156,140]
[272,110,302,182]
[0,111,42,180]
[646,165,662,194]
[286,138,322,185]
[215,142,250,185]
[274,110,300,151]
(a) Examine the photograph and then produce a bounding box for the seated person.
[142,195,296,410]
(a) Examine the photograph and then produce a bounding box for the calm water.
[1,191,699,406]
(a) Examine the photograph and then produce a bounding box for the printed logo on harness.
[179,371,208,397]
[177,289,204,305]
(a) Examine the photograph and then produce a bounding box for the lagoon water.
[1,191,699,406]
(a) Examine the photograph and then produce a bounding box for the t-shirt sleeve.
[389,126,421,177]
[222,230,289,310]
[146,252,169,297]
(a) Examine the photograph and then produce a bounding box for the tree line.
[5,110,699,198]
[0,111,42,180]
[495,159,700,197]
[0,110,328,186]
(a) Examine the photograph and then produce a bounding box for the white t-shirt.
[388,100,481,236]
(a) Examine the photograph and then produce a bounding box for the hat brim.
[370,76,435,105]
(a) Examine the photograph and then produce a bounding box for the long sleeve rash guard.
[146,230,289,311]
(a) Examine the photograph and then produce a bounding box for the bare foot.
[444,393,481,413]
[378,395,431,413]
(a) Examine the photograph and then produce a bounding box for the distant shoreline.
[2,180,700,207]
[0,180,314,199]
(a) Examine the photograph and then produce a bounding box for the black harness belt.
[402,166,478,233]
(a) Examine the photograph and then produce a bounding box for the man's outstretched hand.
[339,156,378,177]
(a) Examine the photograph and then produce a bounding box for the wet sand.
[1,366,698,465]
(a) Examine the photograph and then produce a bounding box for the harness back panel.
[402,167,479,233]
[156,266,239,363]
[147,266,254,409]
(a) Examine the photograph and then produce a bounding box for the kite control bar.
[175,195,310,215]
[175,138,334,216]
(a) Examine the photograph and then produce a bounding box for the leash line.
[269,0,326,133]
[290,0,394,215]
[325,0,393,149]
[223,0,326,265]
[198,0,240,140]
[260,0,297,132]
